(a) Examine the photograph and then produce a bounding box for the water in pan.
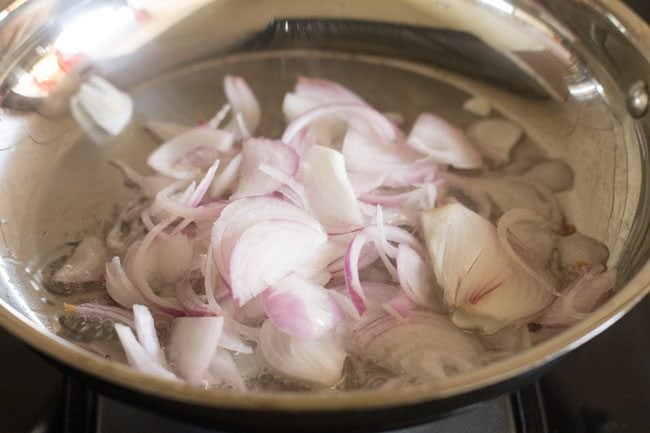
[29,49,613,391]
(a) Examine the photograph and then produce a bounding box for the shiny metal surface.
[0,0,648,415]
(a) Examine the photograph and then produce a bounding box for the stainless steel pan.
[0,1,648,431]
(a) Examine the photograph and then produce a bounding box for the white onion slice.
[259,320,346,386]
[224,75,261,138]
[229,219,328,305]
[360,183,437,211]
[231,138,299,199]
[523,160,574,192]
[557,233,609,272]
[131,218,186,316]
[219,328,254,354]
[70,75,133,136]
[293,77,367,108]
[282,103,397,146]
[209,153,242,198]
[466,119,523,165]
[154,180,226,220]
[204,349,247,391]
[420,204,555,333]
[406,113,482,169]
[341,129,422,185]
[344,224,424,315]
[262,273,336,339]
[157,233,193,283]
[354,311,484,379]
[396,244,444,311]
[282,77,367,136]
[482,176,563,223]
[302,145,365,230]
[133,304,167,366]
[167,316,224,383]
[212,197,323,284]
[115,323,177,381]
[176,279,216,317]
[105,257,145,308]
[53,237,109,284]
[147,128,233,180]
[381,291,416,320]
[496,208,561,295]
[538,267,615,327]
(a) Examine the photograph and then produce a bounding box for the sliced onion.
[157,233,193,283]
[70,75,133,136]
[396,243,443,311]
[209,153,242,198]
[344,223,424,315]
[262,273,336,339]
[343,230,371,314]
[155,180,227,220]
[258,163,310,210]
[105,256,145,308]
[406,113,482,169]
[420,203,555,333]
[190,158,221,206]
[167,316,224,383]
[133,304,167,366]
[114,322,177,380]
[382,291,416,320]
[538,267,615,327]
[482,175,563,223]
[147,128,233,180]
[357,282,401,307]
[302,145,365,230]
[203,246,222,312]
[328,290,362,321]
[282,103,397,146]
[224,75,261,138]
[347,171,387,196]
[231,138,299,199]
[212,197,323,284]
[360,184,437,210]
[222,296,267,328]
[436,172,492,219]
[219,328,253,354]
[229,219,328,305]
[466,119,523,165]
[293,77,367,107]
[354,311,484,379]
[497,208,561,295]
[523,160,574,192]
[341,128,422,186]
[131,217,186,316]
[479,325,531,354]
[66,75,603,390]
[176,280,217,317]
[205,348,247,391]
[557,233,609,272]
[259,320,347,386]
[53,237,109,284]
